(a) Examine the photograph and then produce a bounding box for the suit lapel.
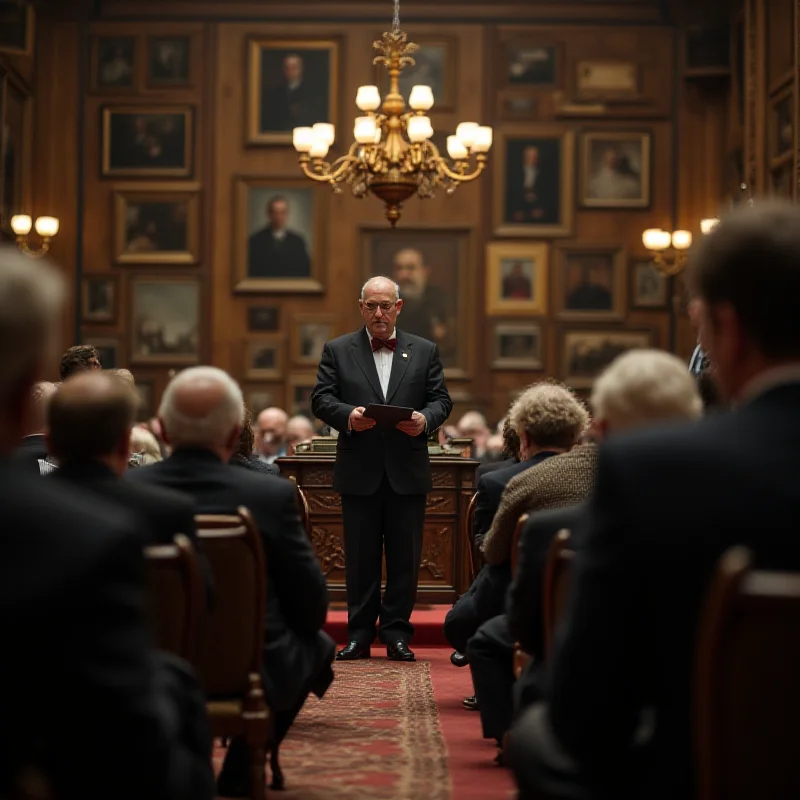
[385,329,412,404]
[351,329,385,401]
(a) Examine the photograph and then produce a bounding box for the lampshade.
[671,230,693,250]
[34,216,59,238]
[642,228,671,251]
[354,116,378,144]
[472,126,493,153]
[700,218,720,235]
[292,127,314,153]
[409,85,434,111]
[447,135,468,161]
[309,139,330,158]
[355,85,381,112]
[455,122,479,149]
[312,123,335,146]
[407,115,433,143]
[10,215,32,236]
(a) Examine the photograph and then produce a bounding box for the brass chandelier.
[291,0,493,226]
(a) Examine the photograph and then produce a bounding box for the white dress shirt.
[366,327,395,399]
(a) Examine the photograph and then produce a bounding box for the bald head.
[360,276,400,302]
[159,366,244,455]
[26,381,58,435]
[256,406,289,456]
[47,372,137,467]
[286,414,314,454]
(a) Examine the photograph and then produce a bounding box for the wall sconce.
[10,215,60,258]
[642,218,720,276]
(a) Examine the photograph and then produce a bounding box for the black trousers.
[467,613,516,742]
[340,476,426,645]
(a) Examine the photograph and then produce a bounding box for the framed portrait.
[486,241,549,316]
[579,131,651,209]
[82,274,118,323]
[493,126,575,237]
[83,336,121,370]
[492,321,544,370]
[244,384,283,415]
[147,36,191,87]
[575,60,640,101]
[361,227,472,377]
[505,43,560,87]
[244,335,284,380]
[246,38,339,145]
[288,373,318,419]
[234,178,326,294]
[91,36,136,91]
[377,37,456,111]
[561,328,655,389]
[0,3,34,54]
[248,305,280,332]
[769,88,793,166]
[1,75,32,236]
[630,259,668,309]
[555,245,626,321]
[291,314,334,366]
[113,182,200,265]
[130,276,200,365]
[101,106,194,177]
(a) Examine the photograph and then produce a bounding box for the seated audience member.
[0,246,214,800]
[509,201,800,800]
[128,366,334,796]
[130,425,163,465]
[14,381,57,475]
[231,405,279,475]
[469,350,703,752]
[286,414,314,455]
[457,410,492,460]
[475,416,522,484]
[59,344,101,380]
[255,406,289,464]
[444,383,587,663]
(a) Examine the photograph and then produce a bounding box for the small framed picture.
[288,373,318,419]
[291,314,334,366]
[630,260,668,309]
[83,336,121,370]
[505,43,560,87]
[561,328,655,389]
[555,245,626,321]
[244,335,284,380]
[486,242,549,316]
[244,384,283,415]
[377,37,457,110]
[113,183,200,264]
[130,276,200,365]
[147,36,191,87]
[492,321,544,370]
[91,36,137,91]
[575,60,640,101]
[101,106,194,177]
[0,4,34,54]
[247,306,280,332]
[82,274,118,323]
[579,131,651,209]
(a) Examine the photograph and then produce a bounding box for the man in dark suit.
[127,365,333,796]
[509,201,800,800]
[14,381,56,475]
[0,246,214,800]
[247,195,311,279]
[311,275,453,662]
[505,143,560,225]
[261,53,327,132]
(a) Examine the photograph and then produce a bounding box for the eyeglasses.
[363,301,397,313]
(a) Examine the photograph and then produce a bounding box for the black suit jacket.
[13,434,48,476]
[546,382,800,799]
[505,165,559,224]
[247,228,310,279]
[0,460,214,800]
[127,448,330,711]
[310,327,453,496]
[473,452,558,544]
[475,457,518,484]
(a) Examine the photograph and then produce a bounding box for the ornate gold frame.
[486,241,549,316]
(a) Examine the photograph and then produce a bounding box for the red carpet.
[324,603,451,647]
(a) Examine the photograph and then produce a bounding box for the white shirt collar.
[738,364,800,404]
[365,326,396,342]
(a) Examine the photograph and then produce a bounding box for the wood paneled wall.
[17,1,739,422]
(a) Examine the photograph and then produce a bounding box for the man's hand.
[349,406,376,432]
[396,411,426,437]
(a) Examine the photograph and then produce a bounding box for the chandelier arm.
[434,157,487,183]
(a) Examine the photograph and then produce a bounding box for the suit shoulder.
[326,330,362,349]
[398,330,436,351]
[224,461,296,501]
[122,478,197,514]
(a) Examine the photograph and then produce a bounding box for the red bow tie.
[371,338,397,352]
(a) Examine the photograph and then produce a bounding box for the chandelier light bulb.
[447,135,468,161]
[407,116,433,143]
[292,127,314,152]
[642,228,672,251]
[309,139,330,158]
[34,217,59,238]
[354,116,378,144]
[10,214,32,236]
[455,122,479,149]
[472,126,493,153]
[373,125,382,144]
[408,85,434,111]
[356,85,382,112]
[312,122,335,146]
[671,230,693,250]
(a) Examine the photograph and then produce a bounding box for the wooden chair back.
[288,475,311,538]
[144,533,204,663]
[543,528,574,657]
[510,513,530,577]
[694,546,800,800]
[465,490,479,582]
[194,507,266,697]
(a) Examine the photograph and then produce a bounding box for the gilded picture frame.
[492,321,544,371]
[244,334,285,381]
[291,313,335,367]
[486,241,549,316]
[579,130,652,209]
[560,327,655,389]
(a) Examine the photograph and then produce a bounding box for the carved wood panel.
[431,467,457,488]
[425,493,455,514]
[310,522,347,580]
[305,490,343,514]
[418,521,455,586]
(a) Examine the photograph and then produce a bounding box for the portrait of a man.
[582,132,650,208]
[249,41,337,141]
[504,138,561,225]
[148,37,190,85]
[501,259,534,300]
[247,190,313,279]
[564,254,614,312]
[104,108,192,175]
[506,45,557,85]
[96,37,135,88]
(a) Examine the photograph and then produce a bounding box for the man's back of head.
[159,366,244,458]
[59,345,101,381]
[47,372,138,474]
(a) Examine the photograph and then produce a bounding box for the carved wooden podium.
[277,454,479,604]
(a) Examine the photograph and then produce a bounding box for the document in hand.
[363,404,414,429]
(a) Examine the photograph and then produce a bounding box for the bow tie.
[371,338,397,352]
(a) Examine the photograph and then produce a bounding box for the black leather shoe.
[450,650,469,667]
[336,641,371,660]
[462,694,479,710]
[387,640,416,661]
